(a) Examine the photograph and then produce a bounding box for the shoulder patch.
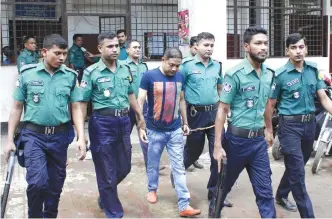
[84,64,98,75]
[19,63,38,74]
[275,66,287,77]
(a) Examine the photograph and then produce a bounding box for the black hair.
[126,40,140,48]
[97,32,117,45]
[43,34,68,49]
[243,26,268,43]
[196,32,215,44]
[73,34,83,41]
[190,36,197,47]
[116,29,126,36]
[164,47,183,59]
[286,33,306,48]
[24,35,36,44]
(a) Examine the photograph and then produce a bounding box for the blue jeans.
[147,128,190,212]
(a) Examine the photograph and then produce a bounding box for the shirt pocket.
[96,78,114,99]
[27,86,45,106]
[285,83,302,100]
[240,84,259,109]
[187,71,204,88]
[56,86,71,107]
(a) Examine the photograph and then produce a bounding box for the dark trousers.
[211,131,276,218]
[88,112,132,218]
[183,106,218,192]
[277,117,315,218]
[128,103,148,168]
[18,128,71,218]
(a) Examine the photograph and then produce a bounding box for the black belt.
[96,107,129,117]
[189,104,218,117]
[227,124,264,139]
[281,113,315,122]
[24,122,69,135]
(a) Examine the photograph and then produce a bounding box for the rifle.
[210,159,227,218]
[1,151,16,218]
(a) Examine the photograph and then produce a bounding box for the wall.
[1,57,328,122]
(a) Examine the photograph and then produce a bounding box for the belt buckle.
[248,130,258,138]
[115,109,121,117]
[301,115,308,122]
[45,126,55,135]
[205,105,213,111]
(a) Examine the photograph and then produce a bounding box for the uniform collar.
[126,57,141,65]
[72,44,81,50]
[285,59,307,73]
[193,55,213,66]
[97,58,121,73]
[24,48,34,56]
[36,61,66,74]
[242,57,267,75]
[121,42,128,49]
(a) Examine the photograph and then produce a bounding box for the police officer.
[266,33,332,218]
[183,36,197,61]
[179,32,223,200]
[4,34,87,218]
[117,30,128,60]
[17,35,40,72]
[79,32,146,218]
[68,34,96,83]
[212,26,276,218]
[122,40,152,169]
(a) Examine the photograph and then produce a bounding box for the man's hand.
[182,124,190,136]
[4,141,16,162]
[264,128,274,147]
[139,128,148,143]
[213,142,227,172]
[76,139,87,160]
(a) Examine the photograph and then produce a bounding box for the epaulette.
[19,64,38,74]
[225,64,244,77]
[141,62,149,71]
[213,59,223,74]
[182,56,194,64]
[306,61,318,70]
[83,64,98,75]
[275,65,287,77]
[121,63,134,83]
[64,66,78,76]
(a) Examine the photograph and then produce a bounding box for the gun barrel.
[212,159,227,218]
[1,151,16,218]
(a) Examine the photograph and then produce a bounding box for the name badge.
[98,77,111,83]
[287,78,300,87]
[29,81,43,86]
[242,85,256,92]
[192,70,201,74]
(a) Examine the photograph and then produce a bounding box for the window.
[227,0,324,59]
[1,0,179,65]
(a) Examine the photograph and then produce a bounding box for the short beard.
[249,51,266,63]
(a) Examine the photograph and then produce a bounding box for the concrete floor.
[1,128,332,218]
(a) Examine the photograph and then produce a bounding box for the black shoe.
[193,161,204,169]
[170,173,175,188]
[276,197,297,212]
[98,196,104,209]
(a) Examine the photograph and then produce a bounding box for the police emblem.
[81,80,88,88]
[271,82,276,91]
[223,82,232,93]
[33,94,39,103]
[293,91,300,99]
[104,89,110,97]
[247,99,254,108]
